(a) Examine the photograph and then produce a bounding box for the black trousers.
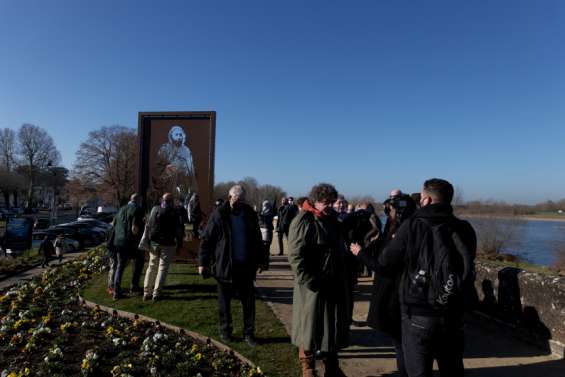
[401,313,464,377]
[392,337,408,377]
[217,272,256,337]
[277,231,284,255]
[130,249,145,290]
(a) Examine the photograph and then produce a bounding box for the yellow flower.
[13,319,26,330]
[60,322,75,332]
[81,359,90,369]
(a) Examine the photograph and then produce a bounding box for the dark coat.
[378,203,477,317]
[357,239,402,340]
[113,203,145,249]
[38,239,55,257]
[198,202,266,283]
[277,204,298,233]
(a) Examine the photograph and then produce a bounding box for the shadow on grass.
[257,336,291,345]
[158,295,216,301]
[163,283,217,292]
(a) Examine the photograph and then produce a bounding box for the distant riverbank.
[459,213,565,223]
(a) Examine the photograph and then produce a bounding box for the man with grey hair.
[198,184,267,347]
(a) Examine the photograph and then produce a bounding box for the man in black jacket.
[39,235,55,268]
[276,197,288,255]
[377,178,476,377]
[198,185,268,347]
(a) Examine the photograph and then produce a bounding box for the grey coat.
[288,210,350,352]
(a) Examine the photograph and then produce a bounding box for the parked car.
[33,218,51,230]
[76,218,113,231]
[48,226,100,249]
[93,212,115,223]
[78,211,114,224]
[61,222,108,238]
[0,209,16,219]
[32,231,81,253]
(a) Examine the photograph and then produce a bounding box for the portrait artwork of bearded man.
[155,125,198,202]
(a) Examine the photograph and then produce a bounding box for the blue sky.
[1,1,564,204]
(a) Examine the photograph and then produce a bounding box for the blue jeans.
[401,313,464,377]
[111,246,130,295]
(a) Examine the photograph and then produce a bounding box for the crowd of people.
[103,178,476,377]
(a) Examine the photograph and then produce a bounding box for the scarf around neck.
[302,200,327,219]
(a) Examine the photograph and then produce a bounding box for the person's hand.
[350,243,362,256]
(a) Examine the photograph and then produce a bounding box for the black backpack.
[403,218,474,310]
[150,206,178,245]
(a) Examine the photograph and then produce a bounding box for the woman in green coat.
[288,183,350,377]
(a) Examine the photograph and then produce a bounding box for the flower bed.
[0,250,263,377]
[0,254,41,278]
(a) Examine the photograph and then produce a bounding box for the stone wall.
[475,262,565,357]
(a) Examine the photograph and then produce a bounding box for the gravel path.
[0,252,89,290]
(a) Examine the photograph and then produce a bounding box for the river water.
[466,217,565,267]
[378,215,564,267]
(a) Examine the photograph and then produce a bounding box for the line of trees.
[214,177,287,211]
[456,199,565,216]
[0,124,64,209]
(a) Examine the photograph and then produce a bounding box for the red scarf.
[302,200,327,219]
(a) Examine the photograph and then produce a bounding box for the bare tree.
[471,216,524,256]
[348,195,378,208]
[65,177,98,217]
[0,169,25,208]
[553,245,565,274]
[17,124,61,207]
[214,177,286,210]
[0,128,17,172]
[73,125,137,206]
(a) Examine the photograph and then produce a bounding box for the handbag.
[138,225,151,251]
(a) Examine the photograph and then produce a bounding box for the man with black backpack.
[378,178,476,377]
[143,193,185,302]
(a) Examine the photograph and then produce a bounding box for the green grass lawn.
[81,262,301,377]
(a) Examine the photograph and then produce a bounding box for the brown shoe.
[299,347,316,377]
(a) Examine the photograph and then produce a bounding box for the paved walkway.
[0,252,88,290]
[256,255,565,377]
